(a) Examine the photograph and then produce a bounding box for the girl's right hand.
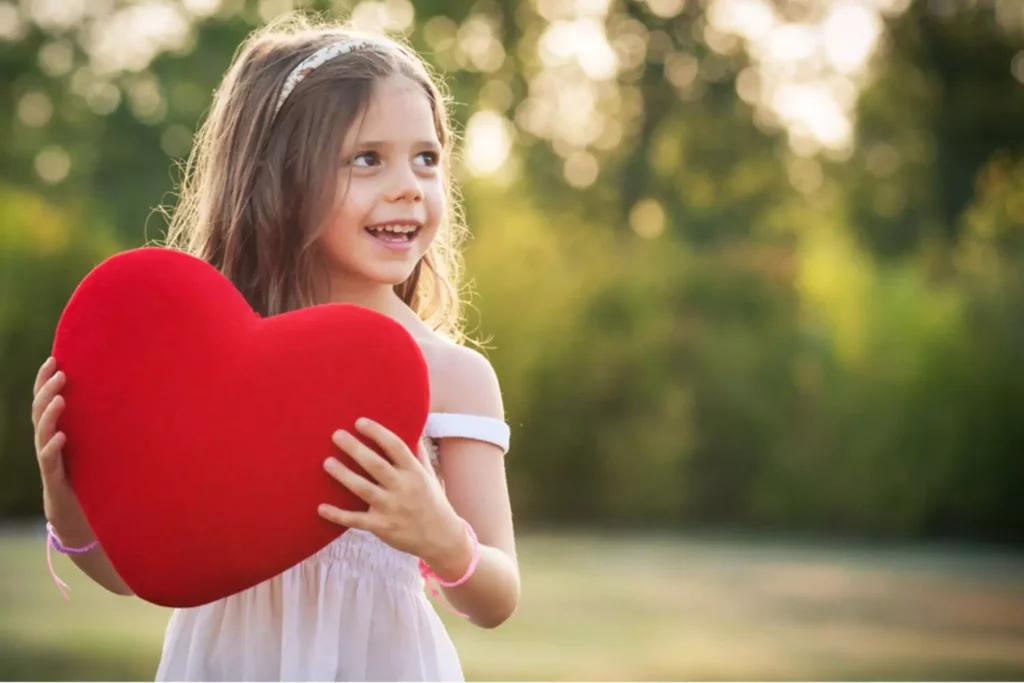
[31,357,132,597]
[31,356,82,529]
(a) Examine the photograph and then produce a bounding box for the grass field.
[2,525,1024,681]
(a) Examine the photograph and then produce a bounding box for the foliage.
[1,0,1023,542]
[0,187,120,516]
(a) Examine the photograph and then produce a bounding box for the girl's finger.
[31,372,65,427]
[35,396,65,453]
[323,457,386,507]
[317,504,378,533]
[33,357,56,396]
[353,418,419,471]
[38,432,67,484]
[332,429,396,486]
[417,440,433,467]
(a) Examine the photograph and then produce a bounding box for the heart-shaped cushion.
[52,247,430,608]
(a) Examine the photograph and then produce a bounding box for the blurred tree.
[845,0,1024,257]
[0,186,119,516]
[1,0,1023,542]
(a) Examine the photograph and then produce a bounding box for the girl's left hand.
[318,418,465,563]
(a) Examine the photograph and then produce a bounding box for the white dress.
[154,413,511,682]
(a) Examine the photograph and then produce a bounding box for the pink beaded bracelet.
[46,522,99,599]
[418,518,480,619]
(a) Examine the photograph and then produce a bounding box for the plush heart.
[52,247,430,608]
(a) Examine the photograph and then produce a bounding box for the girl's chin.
[364,260,425,289]
[318,241,429,290]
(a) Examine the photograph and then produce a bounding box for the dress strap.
[424,413,511,454]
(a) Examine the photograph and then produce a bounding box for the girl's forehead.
[345,75,439,144]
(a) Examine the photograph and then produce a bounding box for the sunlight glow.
[161,124,194,158]
[644,0,685,20]
[457,15,504,72]
[127,74,166,124]
[534,0,585,22]
[994,0,1024,32]
[539,18,618,80]
[630,198,666,238]
[563,150,599,188]
[0,1,26,41]
[773,83,852,153]
[181,0,222,18]
[24,0,87,31]
[350,1,415,35]
[1012,51,1024,84]
[10,0,916,179]
[35,146,70,184]
[764,24,816,64]
[574,0,613,17]
[707,0,899,155]
[84,1,192,75]
[517,0,625,167]
[465,110,513,177]
[823,1,882,74]
[706,0,775,43]
[384,0,416,33]
[17,91,52,127]
[422,15,457,69]
[520,0,905,165]
[479,79,515,113]
[258,0,294,23]
[84,79,121,116]
[38,40,74,77]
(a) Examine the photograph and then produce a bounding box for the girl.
[30,14,520,682]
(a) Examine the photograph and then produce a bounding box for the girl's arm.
[50,509,135,596]
[421,444,519,628]
[33,359,134,597]
[317,345,520,629]
[425,346,520,628]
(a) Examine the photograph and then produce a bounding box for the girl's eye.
[416,151,439,167]
[352,151,381,167]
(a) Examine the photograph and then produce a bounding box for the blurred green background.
[2,0,1024,679]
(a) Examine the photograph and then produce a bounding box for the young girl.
[30,14,519,682]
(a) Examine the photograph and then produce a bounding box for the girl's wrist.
[46,512,96,548]
[421,513,475,582]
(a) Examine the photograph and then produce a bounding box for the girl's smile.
[364,220,423,251]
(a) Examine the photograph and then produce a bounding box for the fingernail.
[355,417,370,428]
[333,429,348,441]
[324,457,338,470]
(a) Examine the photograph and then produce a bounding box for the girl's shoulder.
[421,336,509,454]
[419,333,503,421]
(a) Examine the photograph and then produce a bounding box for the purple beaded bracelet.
[46,522,99,599]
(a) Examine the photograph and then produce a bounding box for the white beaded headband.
[273,39,381,117]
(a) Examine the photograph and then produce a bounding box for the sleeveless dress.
[154,412,511,682]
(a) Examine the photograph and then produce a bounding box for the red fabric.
[52,247,430,608]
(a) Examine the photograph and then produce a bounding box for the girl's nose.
[385,165,423,203]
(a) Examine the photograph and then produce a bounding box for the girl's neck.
[321,276,408,320]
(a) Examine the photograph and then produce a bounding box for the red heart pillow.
[52,247,430,608]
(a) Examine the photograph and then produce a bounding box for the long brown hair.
[162,13,469,341]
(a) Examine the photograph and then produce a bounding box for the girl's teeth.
[366,226,418,242]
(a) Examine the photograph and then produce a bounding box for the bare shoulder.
[420,334,504,419]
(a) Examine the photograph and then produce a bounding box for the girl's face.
[318,74,445,291]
